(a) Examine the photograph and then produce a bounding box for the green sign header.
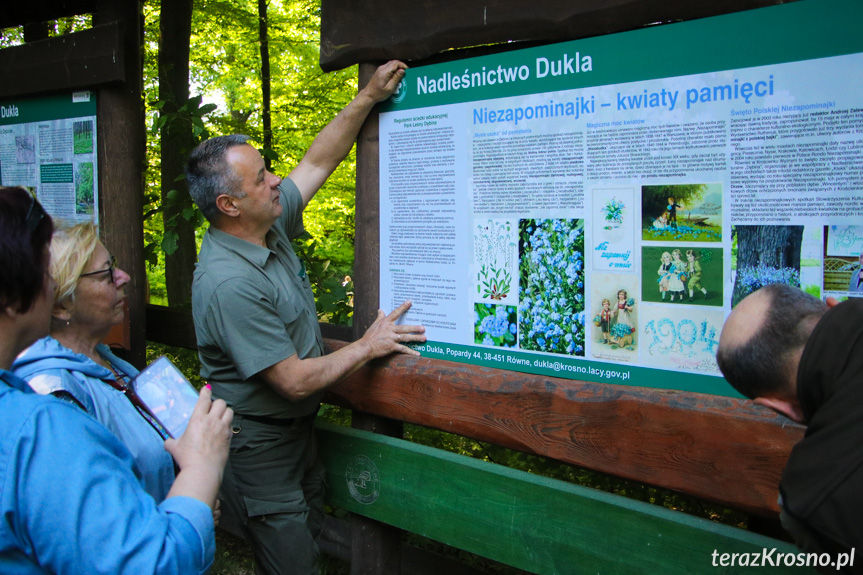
[0,92,97,126]
[381,0,863,112]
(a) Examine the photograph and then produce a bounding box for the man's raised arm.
[288,60,407,206]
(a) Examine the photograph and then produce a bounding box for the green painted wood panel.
[317,422,818,575]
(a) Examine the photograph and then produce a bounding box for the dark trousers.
[219,413,325,575]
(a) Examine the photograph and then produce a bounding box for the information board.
[0,92,99,224]
[379,0,863,396]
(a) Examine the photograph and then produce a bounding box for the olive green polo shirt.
[192,178,325,418]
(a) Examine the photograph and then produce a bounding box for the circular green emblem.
[345,454,380,505]
[389,79,407,104]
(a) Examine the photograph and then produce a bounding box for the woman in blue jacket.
[14,222,174,501]
[0,186,232,574]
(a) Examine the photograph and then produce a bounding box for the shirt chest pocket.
[275,297,303,327]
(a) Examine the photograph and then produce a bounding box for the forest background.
[2,0,358,321]
[140,0,358,321]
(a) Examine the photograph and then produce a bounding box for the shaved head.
[719,289,770,355]
[716,284,827,400]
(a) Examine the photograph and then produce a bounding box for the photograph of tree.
[15,135,35,164]
[75,162,94,215]
[73,120,94,154]
[641,183,722,242]
[731,225,803,307]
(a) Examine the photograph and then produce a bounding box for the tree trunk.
[259,0,272,169]
[732,225,804,305]
[159,0,197,307]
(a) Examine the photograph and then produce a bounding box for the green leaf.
[154,115,169,132]
[161,230,179,256]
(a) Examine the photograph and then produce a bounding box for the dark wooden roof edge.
[0,0,96,30]
[319,0,795,71]
[0,23,124,100]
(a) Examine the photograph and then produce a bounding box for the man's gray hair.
[716,283,827,399]
[185,134,251,222]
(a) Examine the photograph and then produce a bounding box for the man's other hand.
[362,300,426,358]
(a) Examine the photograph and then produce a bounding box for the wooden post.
[94,0,146,366]
[350,61,404,575]
[354,62,382,339]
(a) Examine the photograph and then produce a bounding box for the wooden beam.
[0,0,96,30]
[323,340,802,518]
[0,23,125,99]
[318,422,812,575]
[142,307,799,517]
[351,62,405,575]
[142,305,799,517]
[319,0,793,71]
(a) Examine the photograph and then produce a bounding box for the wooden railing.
[146,304,810,574]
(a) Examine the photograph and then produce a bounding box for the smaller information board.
[0,92,99,224]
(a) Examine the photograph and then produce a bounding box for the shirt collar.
[207,225,279,268]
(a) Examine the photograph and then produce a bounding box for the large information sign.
[0,92,99,224]
[379,0,863,396]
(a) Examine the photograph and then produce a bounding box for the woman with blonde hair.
[1,187,232,573]
[14,222,174,501]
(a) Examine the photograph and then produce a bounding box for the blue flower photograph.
[474,303,518,347]
[518,218,585,356]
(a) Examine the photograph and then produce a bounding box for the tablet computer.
[132,356,199,438]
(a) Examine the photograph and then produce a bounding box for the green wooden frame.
[318,422,815,574]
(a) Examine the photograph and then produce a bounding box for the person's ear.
[753,396,805,424]
[52,300,72,324]
[215,194,241,218]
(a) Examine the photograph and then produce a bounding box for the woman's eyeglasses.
[80,255,117,284]
[25,192,46,232]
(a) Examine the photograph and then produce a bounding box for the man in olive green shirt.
[186,60,425,575]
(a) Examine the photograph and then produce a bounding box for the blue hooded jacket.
[13,337,175,502]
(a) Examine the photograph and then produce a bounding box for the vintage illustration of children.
[685,249,709,301]
[667,249,687,301]
[596,298,613,344]
[652,211,669,230]
[641,184,722,242]
[611,289,636,346]
[667,197,682,229]
[657,251,673,300]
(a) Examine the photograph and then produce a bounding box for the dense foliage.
[142,0,357,323]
